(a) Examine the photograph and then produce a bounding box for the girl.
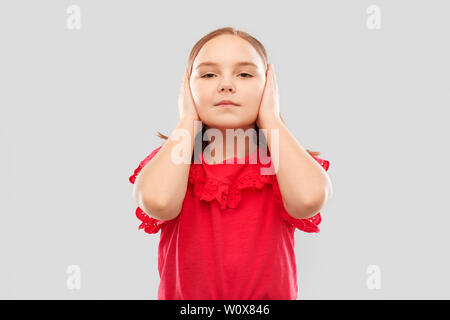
[129,27,333,300]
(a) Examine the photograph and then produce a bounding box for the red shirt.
[129,144,330,300]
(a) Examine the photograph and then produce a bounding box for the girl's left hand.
[256,63,281,128]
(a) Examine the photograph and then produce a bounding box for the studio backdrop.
[1,0,449,299]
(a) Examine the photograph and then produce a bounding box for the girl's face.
[190,35,267,130]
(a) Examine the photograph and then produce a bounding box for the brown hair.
[156,27,321,158]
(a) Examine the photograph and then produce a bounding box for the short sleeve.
[276,156,330,233]
[128,144,168,234]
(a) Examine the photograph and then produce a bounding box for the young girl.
[129,27,332,300]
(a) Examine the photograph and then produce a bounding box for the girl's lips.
[216,104,238,107]
[215,100,240,106]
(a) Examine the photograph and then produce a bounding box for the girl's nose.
[219,85,234,92]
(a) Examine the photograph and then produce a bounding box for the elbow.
[132,187,181,221]
[285,190,331,220]
[303,182,333,215]
[284,178,333,220]
[141,195,181,221]
[285,201,321,220]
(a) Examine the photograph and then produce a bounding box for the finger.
[180,68,187,94]
[184,68,189,86]
[186,72,194,98]
[269,64,274,79]
[265,64,272,90]
[270,64,279,93]
[184,68,191,88]
[185,67,189,82]
[182,69,190,98]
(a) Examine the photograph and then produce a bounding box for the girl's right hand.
[178,67,200,121]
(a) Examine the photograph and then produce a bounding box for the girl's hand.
[178,67,200,121]
[256,63,281,128]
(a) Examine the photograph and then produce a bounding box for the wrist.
[258,114,282,129]
[180,115,199,125]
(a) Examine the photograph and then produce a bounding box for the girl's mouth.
[214,100,240,106]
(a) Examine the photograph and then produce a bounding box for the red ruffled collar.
[187,147,324,233]
[130,145,327,234]
[188,146,278,210]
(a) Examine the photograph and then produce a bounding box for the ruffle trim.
[188,154,330,233]
[129,145,163,185]
[129,145,330,234]
[188,164,276,210]
[135,207,167,234]
[272,178,322,233]
[276,155,330,233]
[129,145,170,234]
[311,155,330,172]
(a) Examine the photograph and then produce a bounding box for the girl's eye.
[201,73,215,78]
[200,73,254,79]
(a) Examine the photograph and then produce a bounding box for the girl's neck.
[203,124,258,164]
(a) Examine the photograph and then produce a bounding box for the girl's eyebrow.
[195,61,258,70]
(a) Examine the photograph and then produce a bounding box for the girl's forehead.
[196,52,256,66]
[203,34,250,49]
[194,36,263,67]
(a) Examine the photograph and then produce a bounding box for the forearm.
[260,116,333,219]
[134,116,198,219]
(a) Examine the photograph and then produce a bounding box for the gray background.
[1,0,449,299]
